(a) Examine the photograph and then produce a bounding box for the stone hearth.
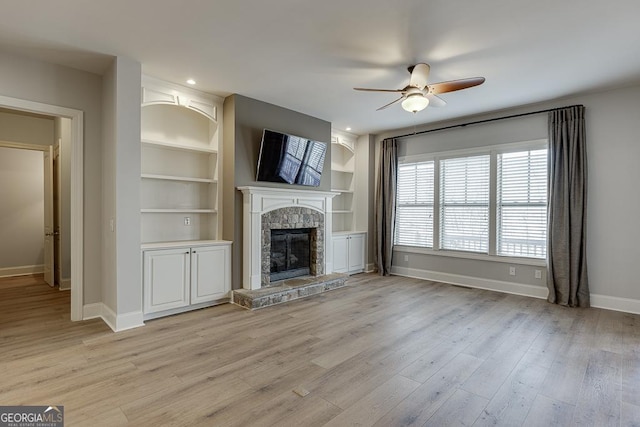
[232,273,348,309]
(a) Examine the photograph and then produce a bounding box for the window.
[440,155,490,253]
[395,161,434,247]
[395,141,548,260]
[497,149,548,258]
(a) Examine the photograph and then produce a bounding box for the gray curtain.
[374,138,398,276]
[547,105,590,307]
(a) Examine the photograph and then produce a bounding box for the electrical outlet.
[535,269,542,279]
[184,217,191,226]
[509,266,516,276]
[404,255,409,262]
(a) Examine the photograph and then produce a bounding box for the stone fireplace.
[238,186,337,290]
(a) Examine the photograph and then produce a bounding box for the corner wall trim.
[590,294,640,315]
[82,303,145,332]
[59,278,71,291]
[390,266,548,300]
[82,303,103,320]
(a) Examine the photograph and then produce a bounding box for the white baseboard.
[590,294,640,315]
[59,278,71,291]
[391,266,640,315]
[82,303,103,320]
[391,266,548,300]
[82,303,145,332]
[0,264,44,278]
[365,263,376,273]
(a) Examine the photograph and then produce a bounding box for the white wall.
[0,49,103,304]
[0,147,44,273]
[354,134,375,269]
[375,83,640,312]
[101,56,142,329]
[0,110,54,145]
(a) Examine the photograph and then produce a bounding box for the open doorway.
[0,95,84,321]
[0,112,72,296]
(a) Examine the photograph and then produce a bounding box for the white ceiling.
[2,0,640,134]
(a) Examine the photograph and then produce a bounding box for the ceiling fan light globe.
[402,94,430,113]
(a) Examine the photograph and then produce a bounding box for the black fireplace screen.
[270,228,311,281]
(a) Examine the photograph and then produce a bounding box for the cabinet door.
[191,245,230,304]
[332,235,349,273]
[143,248,190,314]
[348,233,366,273]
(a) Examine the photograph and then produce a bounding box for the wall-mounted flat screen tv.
[256,129,327,187]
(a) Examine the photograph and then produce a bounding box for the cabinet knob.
[185,251,189,254]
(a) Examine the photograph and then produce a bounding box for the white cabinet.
[190,244,230,304]
[143,241,231,319]
[143,248,190,313]
[332,232,365,274]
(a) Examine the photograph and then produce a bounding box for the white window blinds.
[440,155,490,253]
[497,149,548,258]
[395,161,434,247]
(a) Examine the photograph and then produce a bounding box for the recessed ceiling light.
[346,127,351,131]
[186,79,196,85]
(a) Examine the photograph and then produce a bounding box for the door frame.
[0,95,84,321]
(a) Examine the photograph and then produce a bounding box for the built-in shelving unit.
[331,132,357,233]
[140,76,231,320]
[140,76,223,245]
[330,130,367,274]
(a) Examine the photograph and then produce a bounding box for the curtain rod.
[391,104,584,140]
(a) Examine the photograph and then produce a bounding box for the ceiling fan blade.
[426,94,446,107]
[409,63,430,89]
[376,97,405,111]
[354,87,404,93]
[428,77,485,94]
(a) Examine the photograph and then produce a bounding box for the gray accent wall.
[223,94,332,289]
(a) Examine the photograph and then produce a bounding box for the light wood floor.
[1,274,639,426]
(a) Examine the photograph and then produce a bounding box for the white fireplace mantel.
[238,186,338,290]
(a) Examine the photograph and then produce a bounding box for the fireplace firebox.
[270,228,312,282]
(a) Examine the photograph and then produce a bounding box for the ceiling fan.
[354,63,485,113]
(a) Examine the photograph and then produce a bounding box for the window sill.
[393,245,546,267]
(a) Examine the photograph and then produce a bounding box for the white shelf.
[331,165,354,174]
[141,173,216,183]
[141,209,217,214]
[142,138,217,154]
[331,188,353,194]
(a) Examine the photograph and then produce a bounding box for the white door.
[143,248,190,314]
[332,235,348,273]
[191,245,230,304]
[348,233,366,273]
[43,147,54,286]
